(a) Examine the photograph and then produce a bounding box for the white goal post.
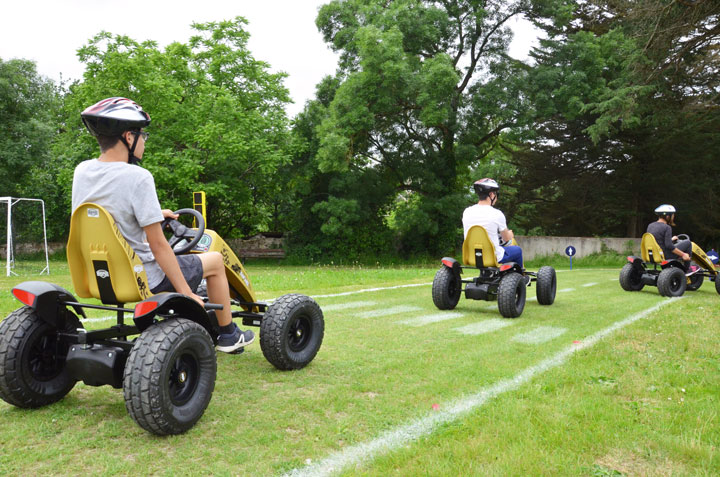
[1,197,50,277]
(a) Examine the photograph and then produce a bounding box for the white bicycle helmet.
[654,204,676,215]
[473,178,500,204]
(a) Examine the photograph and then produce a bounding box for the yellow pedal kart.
[432,226,557,318]
[620,233,720,296]
[0,204,324,435]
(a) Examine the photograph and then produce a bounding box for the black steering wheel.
[161,208,205,255]
[674,233,690,243]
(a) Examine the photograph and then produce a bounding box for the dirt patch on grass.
[595,449,684,476]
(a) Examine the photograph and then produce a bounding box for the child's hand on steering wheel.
[162,209,179,220]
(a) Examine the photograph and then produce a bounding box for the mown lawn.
[0,261,717,476]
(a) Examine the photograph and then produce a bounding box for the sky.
[1,1,539,118]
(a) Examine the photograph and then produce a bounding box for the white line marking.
[83,316,115,323]
[582,282,598,287]
[512,326,568,344]
[454,319,513,335]
[356,306,423,319]
[320,301,377,312]
[558,288,575,292]
[311,283,431,299]
[285,298,677,477]
[397,312,464,326]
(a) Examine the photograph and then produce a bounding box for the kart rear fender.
[499,262,522,274]
[441,257,462,278]
[626,256,646,271]
[11,281,86,326]
[660,259,684,270]
[132,293,220,338]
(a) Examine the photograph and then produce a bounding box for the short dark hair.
[96,134,121,152]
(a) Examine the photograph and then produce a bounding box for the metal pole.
[40,199,49,275]
[4,197,10,277]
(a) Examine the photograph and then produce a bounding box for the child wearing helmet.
[462,178,524,268]
[72,97,254,353]
[646,204,694,270]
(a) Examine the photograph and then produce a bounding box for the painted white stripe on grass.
[512,326,568,344]
[559,288,575,293]
[454,319,513,335]
[321,301,377,312]
[311,283,432,299]
[83,316,116,323]
[397,312,464,327]
[285,298,677,477]
[356,306,423,319]
[582,282,598,287]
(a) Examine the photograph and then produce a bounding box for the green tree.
[54,18,292,239]
[313,0,569,255]
[509,0,720,242]
[0,58,65,241]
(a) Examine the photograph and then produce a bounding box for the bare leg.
[198,252,232,326]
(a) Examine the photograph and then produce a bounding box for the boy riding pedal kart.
[0,98,324,435]
[620,204,720,296]
[432,178,557,318]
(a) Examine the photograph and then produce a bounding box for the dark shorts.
[150,254,204,294]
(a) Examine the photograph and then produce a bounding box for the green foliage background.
[1,1,718,261]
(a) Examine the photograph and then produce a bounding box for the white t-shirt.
[72,159,165,288]
[462,204,508,262]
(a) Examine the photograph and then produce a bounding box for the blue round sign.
[565,245,576,257]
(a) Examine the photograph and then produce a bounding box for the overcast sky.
[1,1,539,118]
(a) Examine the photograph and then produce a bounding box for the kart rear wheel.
[536,266,557,305]
[0,306,81,408]
[657,267,686,297]
[123,318,216,435]
[260,294,324,370]
[686,262,703,291]
[715,275,720,295]
[432,266,461,310]
[619,263,645,291]
[498,272,526,318]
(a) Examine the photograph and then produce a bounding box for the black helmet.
[81,97,150,137]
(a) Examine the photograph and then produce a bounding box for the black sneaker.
[217,323,255,353]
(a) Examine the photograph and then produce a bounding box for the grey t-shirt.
[72,159,165,288]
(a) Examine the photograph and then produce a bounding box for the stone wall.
[514,236,640,261]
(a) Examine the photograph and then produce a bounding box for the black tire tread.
[657,267,686,297]
[123,318,216,435]
[260,294,324,371]
[432,267,461,310]
[619,263,645,291]
[536,266,557,305]
[0,307,80,408]
[497,272,526,318]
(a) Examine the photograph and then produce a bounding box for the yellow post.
[193,191,207,228]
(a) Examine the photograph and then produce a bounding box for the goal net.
[0,197,50,276]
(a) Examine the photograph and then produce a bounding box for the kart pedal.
[228,347,245,355]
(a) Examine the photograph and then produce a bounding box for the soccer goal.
[0,197,50,277]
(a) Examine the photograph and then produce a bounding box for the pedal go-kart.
[432,226,557,318]
[620,233,720,297]
[0,204,324,435]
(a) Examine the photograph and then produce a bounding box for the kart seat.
[640,233,665,263]
[67,203,152,305]
[462,225,500,268]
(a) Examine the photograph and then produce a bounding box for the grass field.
[0,260,718,476]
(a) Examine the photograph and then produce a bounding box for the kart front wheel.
[123,318,217,435]
[715,275,720,295]
[0,306,81,408]
[657,267,686,297]
[536,266,557,305]
[686,263,703,291]
[260,294,324,370]
[498,272,526,318]
[432,266,461,310]
[619,263,645,291]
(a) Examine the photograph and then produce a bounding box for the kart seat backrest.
[640,232,665,263]
[462,225,500,268]
[67,203,152,305]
